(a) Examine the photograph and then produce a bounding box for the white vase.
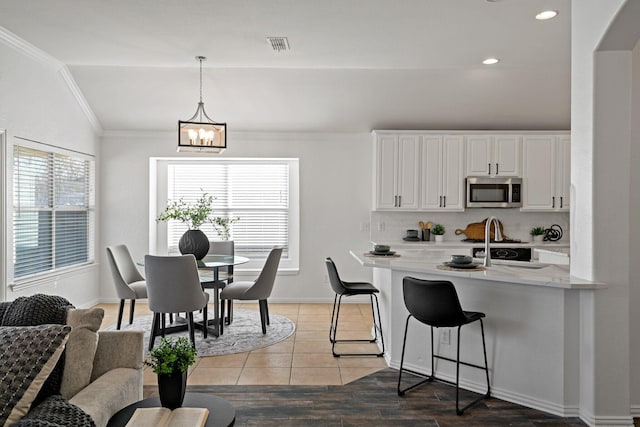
[435,235,444,243]
[533,235,544,243]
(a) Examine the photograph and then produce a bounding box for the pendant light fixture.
[178,56,227,153]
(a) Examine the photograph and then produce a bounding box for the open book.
[125,407,209,427]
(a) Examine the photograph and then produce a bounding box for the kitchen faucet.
[483,216,504,267]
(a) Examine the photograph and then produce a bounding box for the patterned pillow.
[10,395,95,427]
[0,325,71,426]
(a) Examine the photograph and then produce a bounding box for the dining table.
[196,254,250,336]
[138,253,250,338]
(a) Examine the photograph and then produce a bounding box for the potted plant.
[530,226,546,242]
[431,224,445,242]
[157,192,239,258]
[144,337,197,409]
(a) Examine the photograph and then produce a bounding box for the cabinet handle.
[395,195,398,207]
[560,196,563,208]
[496,163,499,175]
[439,196,443,207]
[398,195,402,207]
[488,163,491,175]
[552,196,555,208]
[443,196,446,207]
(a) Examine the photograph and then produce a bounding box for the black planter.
[178,229,210,260]
[158,371,187,409]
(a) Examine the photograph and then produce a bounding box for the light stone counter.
[351,249,602,290]
[349,247,604,419]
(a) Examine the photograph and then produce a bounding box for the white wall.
[630,38,640,417]
[99,131,373,303]
[0,41,101,306]
[572,0,638,424]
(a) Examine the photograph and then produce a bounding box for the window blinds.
[167,160,290,259]
[13,145,95,279]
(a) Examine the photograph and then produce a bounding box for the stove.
[462,238,522,243]
[472,246,532,262]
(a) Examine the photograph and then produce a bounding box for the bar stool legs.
[397,315,491,415]
[329,293,385,357]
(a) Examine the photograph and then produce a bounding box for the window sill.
[9,262,96,292]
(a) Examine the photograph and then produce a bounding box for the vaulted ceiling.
[0,0,571,133]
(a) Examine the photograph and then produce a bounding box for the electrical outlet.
[360,222,370,232]
[377,222,385,231]
[440,329,451,345]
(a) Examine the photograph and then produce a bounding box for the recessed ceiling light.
[482,58,499,65]
[536,10,558,20]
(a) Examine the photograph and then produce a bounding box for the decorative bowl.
[450,254,473,264]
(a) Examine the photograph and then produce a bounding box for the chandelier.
[178,56,227,153]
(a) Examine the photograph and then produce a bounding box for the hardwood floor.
[143,369,588,427]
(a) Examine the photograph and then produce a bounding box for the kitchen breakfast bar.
[349,248,603,417]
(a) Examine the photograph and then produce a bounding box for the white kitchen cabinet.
[522,135,570,211]
[466,135,521,176]
[374,134,421,210]
[420,135,465,211]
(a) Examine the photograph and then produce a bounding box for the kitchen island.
[350,249,603,418]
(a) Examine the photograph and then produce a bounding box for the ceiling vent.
[267,37,290,52]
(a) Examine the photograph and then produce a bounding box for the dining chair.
[144,254,210,350]
[220,247,282,334]
[397,276,491,415]
[106,244,148,329]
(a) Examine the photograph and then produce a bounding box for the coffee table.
[107,392,235,427]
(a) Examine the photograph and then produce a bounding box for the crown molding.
[0,26,103,135]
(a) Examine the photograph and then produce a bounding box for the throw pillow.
[1,294,74,403]
[60,308,104,399]
[10,395,95,427]
[0,325,71,427]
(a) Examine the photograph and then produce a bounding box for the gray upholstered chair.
[220,247,282,334]
[106,244,148,330]
[144,254,210,350]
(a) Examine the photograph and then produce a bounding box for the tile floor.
[96,301,387,387]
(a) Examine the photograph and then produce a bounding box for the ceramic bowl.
[374,244,390,253]
[450,254,473,264]
[405,229,419,238]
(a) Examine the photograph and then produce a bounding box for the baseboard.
[578,409,634,427]
[390,359,579,419]
[630,404,640,418]
[96,297,369,305]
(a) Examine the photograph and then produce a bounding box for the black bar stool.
[397,276,490,415]
[325,257,385,357]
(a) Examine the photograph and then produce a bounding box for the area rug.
[106,309,295,357]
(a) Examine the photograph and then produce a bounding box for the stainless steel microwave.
[466,177,522,208]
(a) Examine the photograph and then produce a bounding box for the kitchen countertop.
[350,249,603,290]
[371,240,569,249]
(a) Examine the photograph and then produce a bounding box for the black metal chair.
[397,277,490,415]
[325,257,385,357]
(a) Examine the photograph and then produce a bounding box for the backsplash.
[370,209,570,244]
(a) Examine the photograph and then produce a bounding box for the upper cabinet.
[374,134,421,210]
[522,135,570,211]
[466,135,521,177]
[420,135,465,211]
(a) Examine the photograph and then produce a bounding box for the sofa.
[0,294,144,427]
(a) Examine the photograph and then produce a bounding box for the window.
[152,158,299,271]
[11,142,95,280]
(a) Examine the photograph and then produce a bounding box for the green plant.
[431,224,445,235]
[144,337,197,375]
[211,216,240,240]
[530,226,546,236]
[157,192,239,237]
[156,193,215,230]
